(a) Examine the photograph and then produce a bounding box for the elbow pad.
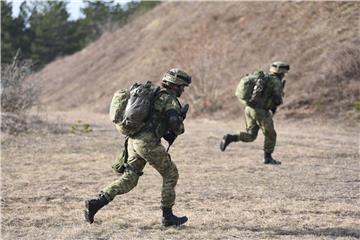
[166,109,182,133]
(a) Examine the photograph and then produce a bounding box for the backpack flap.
[110,81,160,136]
[235,70,266,107]
[109,89,130,124]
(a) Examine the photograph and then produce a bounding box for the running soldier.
[220,62,290,164]
[85,69,191,226]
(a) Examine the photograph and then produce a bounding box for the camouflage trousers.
[102,131,179,208]
[236,106,277,153]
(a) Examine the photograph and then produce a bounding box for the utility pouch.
[111,137,129,174]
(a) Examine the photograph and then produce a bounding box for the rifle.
[165,104,189,152]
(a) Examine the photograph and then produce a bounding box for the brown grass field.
[2,2,359,240]
[1,113,359,239]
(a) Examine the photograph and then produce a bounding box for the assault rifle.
[165,104,189,152]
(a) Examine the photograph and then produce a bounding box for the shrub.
[181,42,231,117]
[1,50,40,133]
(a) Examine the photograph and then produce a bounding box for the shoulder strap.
[145,87,164,123]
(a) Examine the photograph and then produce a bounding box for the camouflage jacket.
[147,87,185,139]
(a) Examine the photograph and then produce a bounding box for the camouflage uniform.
[102,88,184,208]
[85,69,191,226]
[220,62,289,164]
[236,73,283,154]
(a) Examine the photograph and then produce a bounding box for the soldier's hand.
[163,131,177,144]
[272,95,283,106]
[180,104,189,120]
[271,107,277,115]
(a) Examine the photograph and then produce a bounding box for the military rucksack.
[235,70,267,106]
[109,81,160,136]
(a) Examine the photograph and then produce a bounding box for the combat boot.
[162,207,188,227]
[220,134,238,152]
[264,152,281,165]
[84,194,109,224]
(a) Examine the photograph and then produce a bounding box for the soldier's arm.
[163,95,185,136]
[272,79,283,106]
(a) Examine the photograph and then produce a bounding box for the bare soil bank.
[30,2,360,121]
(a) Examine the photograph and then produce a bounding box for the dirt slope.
[30,2,360,121]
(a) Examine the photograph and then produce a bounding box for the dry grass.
[284,42,360,120]
[29,2,360,122]
[1,112,359,239]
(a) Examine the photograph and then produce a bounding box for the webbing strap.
[123,136,129,163]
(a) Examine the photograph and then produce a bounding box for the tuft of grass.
[70,120,93,133]
[353,100,360,111]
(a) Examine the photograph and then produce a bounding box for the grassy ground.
[1,114,359,239]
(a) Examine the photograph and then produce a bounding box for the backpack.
[235,70,267,106]
[109,81,160,136]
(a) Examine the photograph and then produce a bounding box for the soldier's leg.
[133,139,178,208]
[259,115,277,154]
[101,160,145,201]
[132,135,187,226]
[85,169,144,224]
[101,139,146,201]
[220,106,259,151]
[258,112,280,164]
[85,138,146,224]
[238,106,260,142]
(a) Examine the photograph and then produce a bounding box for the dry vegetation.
[1,113,359,239]
[29,2,360,121]
[2,2,360,240]
[1,51,41,134]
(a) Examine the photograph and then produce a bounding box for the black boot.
[162,207,188,227]
[264,152,281,165]
[220,134,238,152]
[84,194,109,224]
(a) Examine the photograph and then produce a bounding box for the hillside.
[30,2,360,121]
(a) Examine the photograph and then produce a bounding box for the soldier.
[84,69,191,226]
[220,62,290,165]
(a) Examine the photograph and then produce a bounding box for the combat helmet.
[162,68,192,87]
[269,62,290,74]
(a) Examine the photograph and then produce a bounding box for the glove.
[163,131,176,144]
[272,95,283,106]
[271,107,277,115]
